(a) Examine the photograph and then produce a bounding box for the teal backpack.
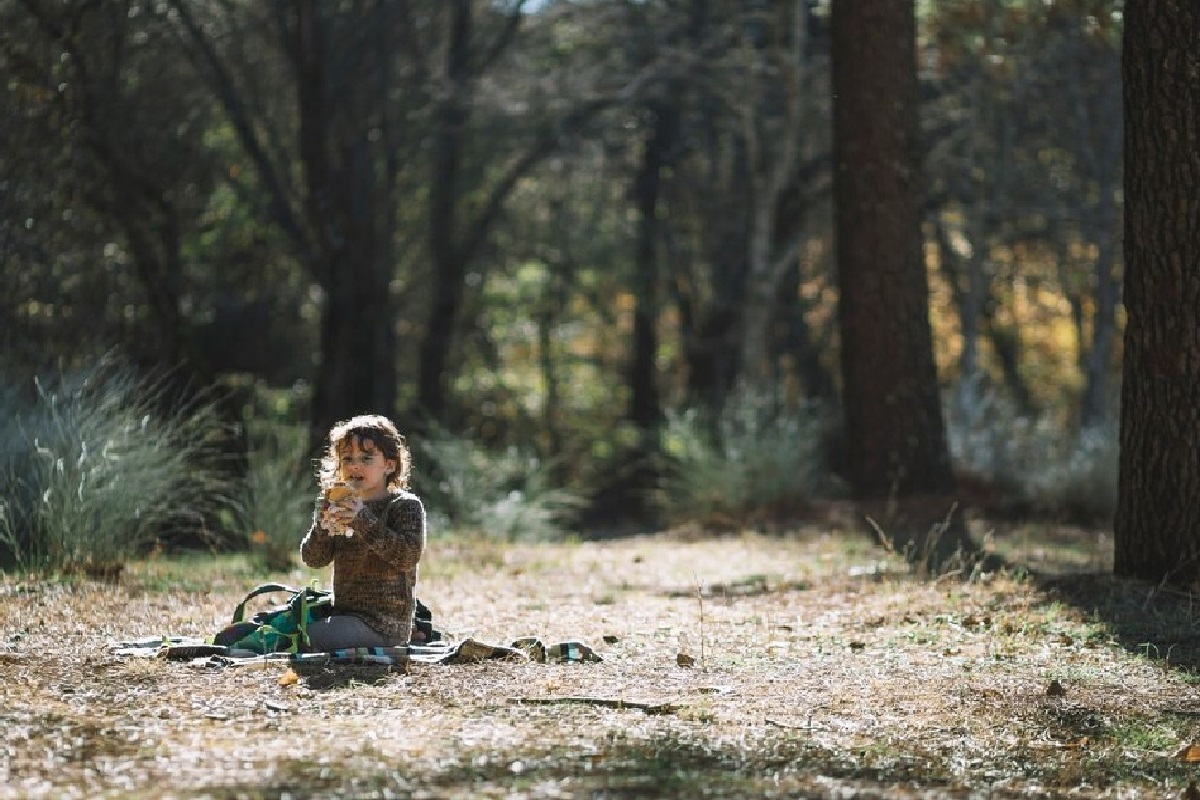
[213,583,334,654]
[213,582,441,654]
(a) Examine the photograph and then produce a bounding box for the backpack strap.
[230,583,300,624]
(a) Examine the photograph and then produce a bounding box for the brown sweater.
[300,490,426,645]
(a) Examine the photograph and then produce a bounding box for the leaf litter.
[2,526,1200,798]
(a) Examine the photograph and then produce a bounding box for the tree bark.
[294,0,397,444]
[629,101,675,435]
[1114,1,1200,586]
[832,0,955,500]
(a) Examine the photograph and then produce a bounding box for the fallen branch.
[511,696,677,715]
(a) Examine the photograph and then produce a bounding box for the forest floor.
[3,515,1200,799]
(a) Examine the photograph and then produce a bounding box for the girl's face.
[337,436,396,500]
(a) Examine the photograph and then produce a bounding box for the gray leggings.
[305,614,391,652]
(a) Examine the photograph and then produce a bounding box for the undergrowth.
[412,423,585,542]
[659,386,833,530]
[0,359,236,575]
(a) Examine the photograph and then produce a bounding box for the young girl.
[300,414,426,651]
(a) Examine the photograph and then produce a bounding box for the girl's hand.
[320,497,362,535]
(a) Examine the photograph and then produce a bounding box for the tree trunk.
[1113,2,1200,586]
[296,1,396,444]
[735,2,806,388]
[629,101,675,435]
[832,0,955,500]
[418,0,472,420]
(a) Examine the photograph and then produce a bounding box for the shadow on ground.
[847,500,1200,675]
[1034,571,1200,672]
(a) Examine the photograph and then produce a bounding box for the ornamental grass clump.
[238,419,315,571]
[0,362,236,575]
[412,425,584,542]
[944,377,1119,525]
[660,387,830,529]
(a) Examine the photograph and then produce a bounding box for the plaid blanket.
[112,635,601,668]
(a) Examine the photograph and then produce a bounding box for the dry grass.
[3,524,1200,799]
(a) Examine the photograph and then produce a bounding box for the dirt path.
[2,530,1197,798]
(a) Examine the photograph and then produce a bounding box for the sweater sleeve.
[348,494,426,570]
[300,498,336,568]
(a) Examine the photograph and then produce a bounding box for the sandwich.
[325,482,358,504]
[323,481,360,536]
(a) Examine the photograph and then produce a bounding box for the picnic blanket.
[111,635,601,668]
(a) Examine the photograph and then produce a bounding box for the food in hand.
[325,482,358,503]
[323,481,361,535]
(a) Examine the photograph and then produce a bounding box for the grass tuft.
[0,359,237,575]
[945,377,1118,524]
[237,418,315,571]
[659,387,832,529]
[412,424,585,542]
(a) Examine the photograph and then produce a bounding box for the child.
[300,414,426,651]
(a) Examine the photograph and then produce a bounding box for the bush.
[412,425,584,542]
[943,377,1118,524]
[659,388,831,530]
[0,362,237,575]
[238,419,316,571]
[1021,421,1119,525]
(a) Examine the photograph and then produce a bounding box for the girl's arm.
[348,494,426,569]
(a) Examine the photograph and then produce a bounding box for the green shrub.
[0,362,236,575]
[944,378,1118,524]
[238,419,315,571]
[412,425,584,542]
[1022,421,1118,525]
[659,388,831,529]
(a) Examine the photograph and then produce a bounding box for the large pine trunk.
[1113,2,1200,585]
[831,0,954,501]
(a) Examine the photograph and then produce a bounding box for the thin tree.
[1113,2,1200,585]
[831,0,955,500]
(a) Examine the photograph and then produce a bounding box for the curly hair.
[317,414,411,491]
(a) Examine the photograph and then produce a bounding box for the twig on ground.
[510,696,678,715]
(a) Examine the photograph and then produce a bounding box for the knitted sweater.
[300,489,426,645]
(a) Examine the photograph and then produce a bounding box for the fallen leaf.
[1046,679,1066,697]
[1174,743,1200,763]
[602,635,619,644]
[277,668,299,687]
[676,653,695,668]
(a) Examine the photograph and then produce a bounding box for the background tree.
[4,0,223,380]
[832,0,955,500]
[171,0,412,442]
[1113,1,1200,585]
[0,0,1134,536]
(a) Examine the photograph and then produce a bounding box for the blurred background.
[0,1,1123,573]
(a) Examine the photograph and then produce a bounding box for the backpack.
[212,583,441,654]
[211,582,333,654]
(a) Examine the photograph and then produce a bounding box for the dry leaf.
[1046,679,1066,697]
[1174,743,1200,763]
[278,668,299,687]
[676,653,695,668]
